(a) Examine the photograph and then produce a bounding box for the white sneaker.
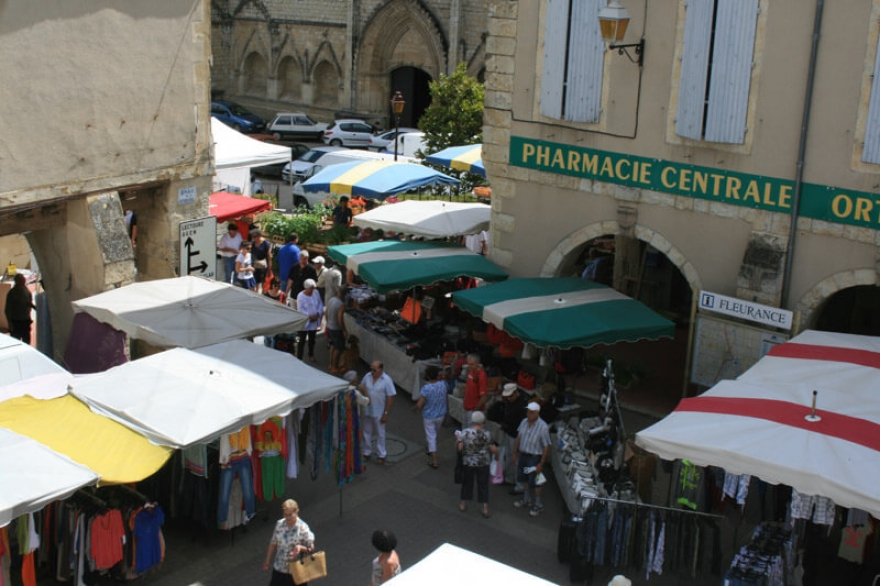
[529,504,544,517]
[513,498,531,509]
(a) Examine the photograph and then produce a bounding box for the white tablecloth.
[344,312,441,398]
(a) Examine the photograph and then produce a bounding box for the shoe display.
[529,505,544,517]
[513,498,531,509]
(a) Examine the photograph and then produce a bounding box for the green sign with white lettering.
[509,136,880,230]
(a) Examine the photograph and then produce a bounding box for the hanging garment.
[722,472,751,506]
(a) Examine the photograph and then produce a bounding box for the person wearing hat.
[295,279,323,363]
[456,410,498,517]
[286,249,317,302]
[607,576,631,586]
[217,222,242,283]
[512,401,552,517]
[314,256,343,308]
[500,383,529,488]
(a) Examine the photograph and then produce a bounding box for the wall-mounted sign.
[699,290,793,330]
[179,216,217,279]
[178,186,197,205]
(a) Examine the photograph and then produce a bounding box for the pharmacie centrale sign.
[510,137,880,230]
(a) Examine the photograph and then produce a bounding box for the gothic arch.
[307,40,344,81]
[539,221,703,294]
[793,269,879,331]
[313,60,341,107]
[238,29,270,96]
[356,0,447,114]
[232,0,270,20]
[277,54,304,101]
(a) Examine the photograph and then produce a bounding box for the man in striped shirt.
[511,402,551,517]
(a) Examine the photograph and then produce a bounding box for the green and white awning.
[327,241,507,294]
[452,277,675,349]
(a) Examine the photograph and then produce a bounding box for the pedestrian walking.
[511,402,552,517]
[263,499,315,586]
[413,365,447,469]
[295,279,323,363]
[456,411,498,518]
[4,273,35,344]
[359,361,396,464]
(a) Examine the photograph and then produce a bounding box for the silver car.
[322,119,376,147]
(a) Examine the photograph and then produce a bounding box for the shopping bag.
[490,457,504,485]
[289,551,327,584]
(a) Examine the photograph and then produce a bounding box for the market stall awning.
[451,277,675,349]
[0,394,172,485]
[212,118,291,169]
[0,333,68,387]
[71,276,307,349]
[69,339,348,449]
[327,241,508,294]
[424,144,485,177]
[386,543,555,585]
[352,200,490,238]
[210,191,272,223]
[0,427,99,528]
[636,330,880,518]
[301,160,459,200]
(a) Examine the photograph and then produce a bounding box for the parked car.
[367,127,420,151]
[251,142,310,179]
[281,146,347,182]
[268,112,328,141]
[382,131,426,157]
[210,100,266,133]
[322,119,376,147]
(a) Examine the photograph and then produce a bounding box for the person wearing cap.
[217,222,242,283]
[456,410,498,517]
[276,233,300,294]
[512,401,552,517]
[295,279,323,363]
[314,256,342,308]
[286,249,317,302]
[500,383,529,488]
[607,576,632,586]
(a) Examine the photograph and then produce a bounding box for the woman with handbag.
[250,229,272,293]
[263,499,316,586]
[456,411,498,518]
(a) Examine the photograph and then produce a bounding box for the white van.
[291,150,415,208]
[383,131,426,157]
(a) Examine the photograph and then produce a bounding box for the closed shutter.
[862,34,880,163]
[675,0,714,140]
[540,0,571,119]
[564,0,605,123]
[704,0,758,143]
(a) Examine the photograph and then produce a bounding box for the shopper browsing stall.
[512,402,552,517]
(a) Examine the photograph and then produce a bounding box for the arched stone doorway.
[390,66,432,127]
[796,270,880,335]
[242,51,268,96]
[313,60,341,109]
[277,55,302,101]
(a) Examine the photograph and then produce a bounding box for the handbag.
[254,258,268,269]
[289,551,327,584]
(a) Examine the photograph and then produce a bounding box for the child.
[235,241,256,290]
[369,529,401,585]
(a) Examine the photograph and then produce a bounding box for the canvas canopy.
[210,190,272,223]
[0,333,67,387]
[71,276,307,349]
[0,394,173,484]
[70,340,348,449]
[452,277,675,349]
[301,160,458,200]
[212,118,291,195]
[0,427,99,528]
[386,543,555,585]
[327,241,507,294]
[352,200,490,239]
[424,144,485,177]
[636,330,880,518]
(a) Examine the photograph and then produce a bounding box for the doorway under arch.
[390,67,432,128]
[813,285,880,336]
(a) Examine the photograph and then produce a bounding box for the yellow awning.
[0,395,172,484]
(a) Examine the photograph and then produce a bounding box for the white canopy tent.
[69,339,349,448]
[0,333,67,387]
[386,543,556,586]
[0,427,99,528]
[72,276,307,349]
[212,118,291,195]
[352,200,490,238]
[636,330,880,518]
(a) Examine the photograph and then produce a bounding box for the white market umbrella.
[352,200,490,238]
[387,543,556,585]
[72,276,307,349]
[69,339,348,448]
[636,330,880,518]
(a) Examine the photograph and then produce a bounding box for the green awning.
[451,277,675,349]
[327,241,507,294]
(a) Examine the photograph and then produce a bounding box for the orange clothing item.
[21,552,35,586]
[91,510,125,569]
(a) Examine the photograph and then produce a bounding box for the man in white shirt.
[217,223,242,283]
[359,361,396,465]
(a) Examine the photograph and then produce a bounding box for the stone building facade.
[484,0,880,400]
[0,1,214,358]
[210,0,490,127]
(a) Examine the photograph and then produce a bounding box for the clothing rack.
[589,495,724,519]
[74,489,109,509]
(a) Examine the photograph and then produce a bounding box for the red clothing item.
[463,367,488,411]
[90,510,125,569]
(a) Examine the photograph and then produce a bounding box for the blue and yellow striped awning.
[425,144,485,177]
[301,160,458,200]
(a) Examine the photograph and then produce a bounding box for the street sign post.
[179,216,217,279]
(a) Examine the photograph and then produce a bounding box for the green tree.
[418,62,485,155]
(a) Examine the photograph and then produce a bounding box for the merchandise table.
[344,312,441,399]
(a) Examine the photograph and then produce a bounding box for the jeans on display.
[217,456,255,526]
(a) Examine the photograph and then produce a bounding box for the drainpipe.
[781,0,824,308]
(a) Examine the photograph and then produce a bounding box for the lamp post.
[391,90,406,162]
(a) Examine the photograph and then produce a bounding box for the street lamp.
[598,0,644,66]
[391,90,406,162]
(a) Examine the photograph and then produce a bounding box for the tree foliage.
[418,62,485,155]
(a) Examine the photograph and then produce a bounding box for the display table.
[344,312,441,398]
